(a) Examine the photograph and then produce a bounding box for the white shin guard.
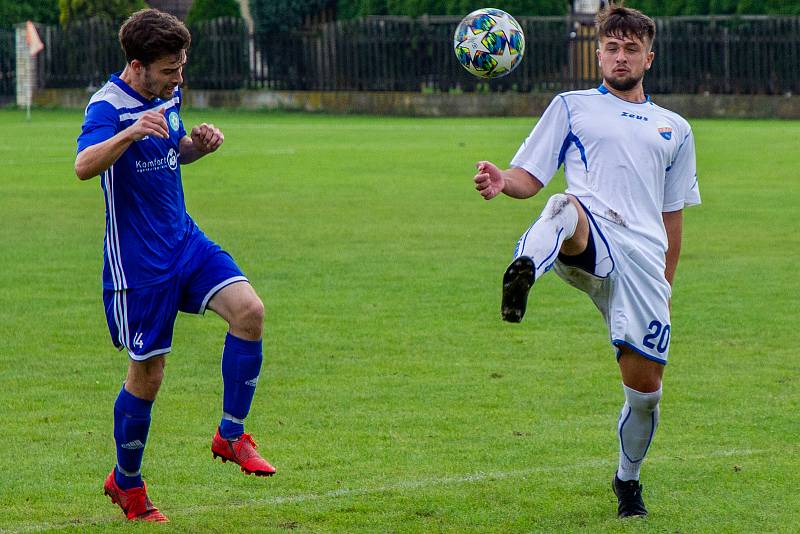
[617,384,661,481]
[513,194,578,280]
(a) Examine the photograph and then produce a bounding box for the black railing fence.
[650,17,800,94]
[37,18,120,89]
[185,17,249,89]
[0,28,14,98]
[251,15,800,94]
[2,15,799,96]
[254,16,568,92]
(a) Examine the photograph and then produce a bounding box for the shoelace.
[240,433,258,449]
[232,433,260,460]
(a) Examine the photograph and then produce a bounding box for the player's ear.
[130,59,144,73]
[645,50,655,70]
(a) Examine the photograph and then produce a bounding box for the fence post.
[15,24,35,115]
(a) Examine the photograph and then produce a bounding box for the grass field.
[0,108,798,533]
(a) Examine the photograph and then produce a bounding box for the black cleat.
[501,256,535,323]
[612,474,648,518]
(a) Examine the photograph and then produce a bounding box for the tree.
[624,0,800,15]
[337,0,569,18]
[249,0,335,33]
[185,0,241,26]
[0,0,59,29]
[58,0,146,26]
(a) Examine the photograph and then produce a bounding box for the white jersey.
[511,85,701,252]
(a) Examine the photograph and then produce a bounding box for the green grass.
[0,109,797,533]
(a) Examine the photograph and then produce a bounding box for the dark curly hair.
[595,1,656,47]
[119,8,191,66]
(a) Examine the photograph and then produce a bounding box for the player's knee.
[145,357,165,383]
[543,193,573,219]
[127,356,165,399]
[145,370,165,393]
[619,350,663,393]
[234,296,264,339]
[623,384,662,412]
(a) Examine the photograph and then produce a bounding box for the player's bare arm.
[74,110,169,180]
[179,123,224,164]
[663,209,683,287]
[473,161,543,200]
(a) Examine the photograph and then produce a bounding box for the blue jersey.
[78,74,200,290]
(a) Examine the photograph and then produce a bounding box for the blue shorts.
[103,235,247,361]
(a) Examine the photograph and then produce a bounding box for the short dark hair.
[595,1,656,46]
[119,8,191,66]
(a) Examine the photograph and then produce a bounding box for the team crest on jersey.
[167,148,178,170]
[657,123,673,140]
[168,111,180,132]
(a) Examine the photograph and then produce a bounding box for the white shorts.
[553,207,672,364]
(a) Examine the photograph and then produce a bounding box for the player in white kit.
[473,2,700,517]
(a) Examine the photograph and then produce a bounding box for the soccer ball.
[453,8,525,79]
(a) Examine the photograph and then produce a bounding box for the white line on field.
[2,448,767,533]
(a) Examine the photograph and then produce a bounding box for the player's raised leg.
[207,281,276,476]
[502,194,589,322]
[612,349,664,518]
[104,356,169,522]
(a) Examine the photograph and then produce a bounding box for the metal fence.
[36,19,121,89]
[254,16,567,92]
[0,28,14,99]
[4,15,800,95]
[251,15,800,95]
[650,16,800,94]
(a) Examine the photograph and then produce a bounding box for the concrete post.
[14,24,36,115]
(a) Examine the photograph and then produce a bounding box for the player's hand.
[190,123,224,154]
[474,161,505,200]
[127,109,169,141]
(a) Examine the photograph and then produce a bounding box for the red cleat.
[103,470,169,522]
[211,429,277,476]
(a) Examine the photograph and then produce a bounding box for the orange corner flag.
[26,21,44,56]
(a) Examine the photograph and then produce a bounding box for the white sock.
[617,384,662,482]
[513,194,578,280]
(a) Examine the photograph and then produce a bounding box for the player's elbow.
[75,165,90,181]
[74,156,96,181]
[523,171,544,196]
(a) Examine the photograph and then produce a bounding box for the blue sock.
[113,386,153,490]
[219,333,263,440]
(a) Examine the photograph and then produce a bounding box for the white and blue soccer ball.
[453,8,525,79]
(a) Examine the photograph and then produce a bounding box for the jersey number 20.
[642,320,670,354]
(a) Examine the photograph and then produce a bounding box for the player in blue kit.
[74,9,275,522]
[473,2,700,518]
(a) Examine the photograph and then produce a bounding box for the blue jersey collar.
[597,83,651,104]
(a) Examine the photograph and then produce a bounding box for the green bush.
[58,0,146,27]
[249,0,335,33]
[0,0,59,29]
[337,0,569,18]
[622,0,800,16]
[185,0,241,26]
[336,0,800,18]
